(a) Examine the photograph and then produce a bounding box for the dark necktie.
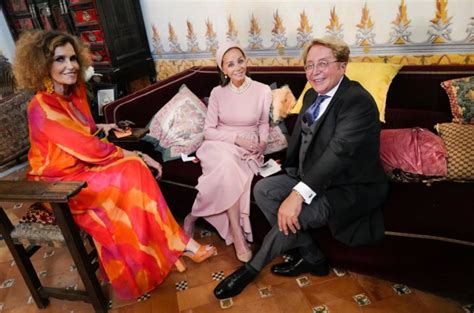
[303,95,329,126]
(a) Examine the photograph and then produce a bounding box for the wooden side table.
[0,181,108,313]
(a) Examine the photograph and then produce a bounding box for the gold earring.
[43,77,54,94]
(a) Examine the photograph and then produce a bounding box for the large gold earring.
[43,77,54,94]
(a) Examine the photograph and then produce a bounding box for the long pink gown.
[191,78,272,244]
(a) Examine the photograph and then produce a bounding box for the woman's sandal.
[182,244,217,263]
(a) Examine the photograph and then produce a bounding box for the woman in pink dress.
[183,42,272,262]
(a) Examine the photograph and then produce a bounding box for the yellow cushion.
[289,82,312,115]
[290,62,402,122]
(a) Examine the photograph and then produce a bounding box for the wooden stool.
[0,180,108,313]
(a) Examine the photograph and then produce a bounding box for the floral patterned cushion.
[440,76,474,124]
[148,85,207,161]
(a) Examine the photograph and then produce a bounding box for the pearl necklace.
[228,76,252,94]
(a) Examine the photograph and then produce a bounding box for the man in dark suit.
[214,36,388,299]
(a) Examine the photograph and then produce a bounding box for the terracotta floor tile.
[1,276,32,310]
[239,297,282,313]
[184,298,223,313]
[149,284,179,313]
[2,304,38,313]
[272,281,313,313]
[226,281,262,306]
[195,296,281,313]
[322,298,364,312]
[301,274,366,305]
[42,297,96,312]
[158,267,189,289]
[176,281,217,311]
[360,293,426,313]
[0,242,13,263]
[184,261,219,288]
[38,271,80,291]
[354,272,398,302]
[110,298,152,313]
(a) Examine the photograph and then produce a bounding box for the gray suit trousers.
[249,174,331,271]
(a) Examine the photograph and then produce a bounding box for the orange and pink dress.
[26,83,188,300]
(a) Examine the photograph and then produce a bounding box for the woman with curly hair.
[13,30,216,300]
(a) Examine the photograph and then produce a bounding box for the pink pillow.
[264,124,288,154]
[380,128,447,176]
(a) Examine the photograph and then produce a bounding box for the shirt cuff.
[293,182,316,204]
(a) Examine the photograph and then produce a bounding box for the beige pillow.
[270,85,296,125]
[435,123,474,181]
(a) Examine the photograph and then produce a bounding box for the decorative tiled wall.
[140,0,474,80]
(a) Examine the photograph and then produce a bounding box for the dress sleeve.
[30,95,123,166]
[258,86,272,143]
[203,89,237,144]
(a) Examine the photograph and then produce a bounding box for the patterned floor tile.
[312,304,329,313]
[353,293,371,306]
[392,283,412,295]
[137,292,151,302]
[211,271,224,281]
[219,298,233,309]
[258,286,272,298]
[175,280,188,291]
[0,279,14,289]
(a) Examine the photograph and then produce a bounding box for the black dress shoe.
[271,256,329,277]
[214,265,258,299]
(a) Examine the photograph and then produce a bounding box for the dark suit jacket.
[286,76,388,246]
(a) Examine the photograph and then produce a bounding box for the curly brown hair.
[13,30,91,91]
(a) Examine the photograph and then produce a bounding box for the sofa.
[104,65,474,302]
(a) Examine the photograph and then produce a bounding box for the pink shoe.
[236,249,253,263]
[235,242,253,262]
